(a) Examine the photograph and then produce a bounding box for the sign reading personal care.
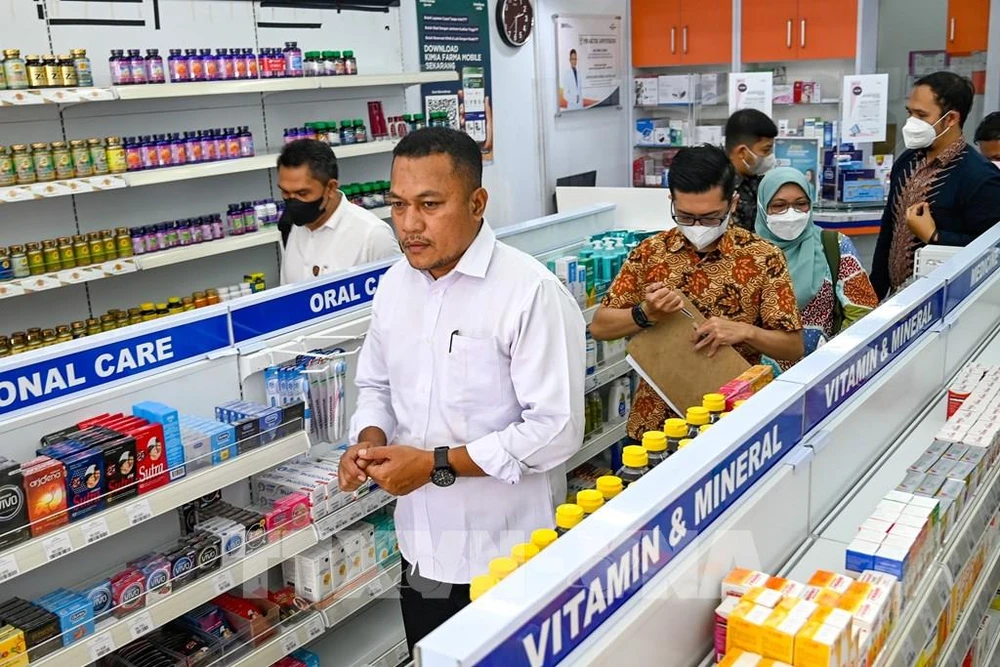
[230,266,388,343]
[416,0,495,162]
[944,247,1000,314]
[475,404,804,667]
[803,286,944,431]
[841,73,889,143]
[728,72,773,117]
[0,315,231,418]
[554,14,622,113]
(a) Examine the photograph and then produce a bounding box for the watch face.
[432,467,456,487]
[498,0,534,48]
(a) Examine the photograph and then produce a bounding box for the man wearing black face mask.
[277,139,398,284]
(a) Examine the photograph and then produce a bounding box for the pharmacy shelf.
[136,228,281,270]
[0,257,138,301]
[318,560,402,628]
[223,611,327,667]
[0,87,116,106]
[311,598,407,667]
[585,356,629,393]
[0,174,126,204]
[315,488,393,541]
[937,536,1000,665]
[36,526,318,667]
[567,421,627,471]
[983,610,1000,665]
[0,431,309,587]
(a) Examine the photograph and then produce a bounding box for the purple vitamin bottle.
[257,48,270,79]
[199,215,215,241]
[167,49,187,82]
[124,137,142,171]
[185,48,202,81]
[146,49,165,84]
[199,130,215,162]
[143,225,158,253]
[242,201,258,233]
[139,136,157,169]
[182,131,197,163]
[222,49,236,80]
[130,227,145,256]
[284,42,303,77]
[128,49,148,84]
[212,128,226,160]
[169,133,186,165]
[110,49,132,85]
[154,134,172,167]
[238,126,254,157]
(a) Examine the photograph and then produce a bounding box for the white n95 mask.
[744,151,776,176]
[680,216,729,252]
[902,116,945,150]
[766,209,812,241]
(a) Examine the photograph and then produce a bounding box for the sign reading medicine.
[475,404,804,667]
[230,266,388,343]
[0,315,230,418]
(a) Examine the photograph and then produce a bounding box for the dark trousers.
[399,556,471,655]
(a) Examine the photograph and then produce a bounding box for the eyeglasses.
[766,201,812,215]
[670,202,729,227]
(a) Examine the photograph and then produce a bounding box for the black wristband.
[632,303,653,329]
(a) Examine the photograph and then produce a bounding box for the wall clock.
[496,0,534,48]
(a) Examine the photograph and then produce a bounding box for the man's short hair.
[393,127,483,193]
[276,139,339,181]
[668,144,737,201]
[975,111,1000,143]
[724,108,778,153]
[915,71,975,128]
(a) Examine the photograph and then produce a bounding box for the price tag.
[0,554,20,583]
[214,571,235,595]
[0,187,33,203]
[126,499,153,526]
[280,632,300,655]
[81,517,111,545]
[128,611,154,640]
[368,576,385,599]
[88,632,116,661]
[305,615,325,640]
[42,532,73,562]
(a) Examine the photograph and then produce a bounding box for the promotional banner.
[416,0,495,162]
[554,14,622,112]
[729,72,773,117]
[841,73,889,143]
[773,138,823,202]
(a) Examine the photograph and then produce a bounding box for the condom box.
[21,457,69,536]
[132,401,186,481]
[60,448,105,521]
[77,579,113,621]
[35,591,94,646]
[0,457,30,549]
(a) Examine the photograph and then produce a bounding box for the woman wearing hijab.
[755,168,879,370]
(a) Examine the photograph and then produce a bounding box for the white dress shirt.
[350,222,586,583]
[561,66,582,109]
[280,195,399,285]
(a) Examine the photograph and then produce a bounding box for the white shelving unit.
[315,489,393,541]
[585,357,629,394]
[319,560,402,629]
[568,421,627,471]
[311,598,407,667]
[223,611,327,667]
[0,432,309,586]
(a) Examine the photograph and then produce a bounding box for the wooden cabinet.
[947,0,990,55]
[742,0,858,63]
[631,0,731,67]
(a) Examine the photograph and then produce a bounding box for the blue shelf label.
[0,314,230,418]
[230,266,388,343]
[803,286,944,432]
[945,248,999,315]
[476,402,804,667]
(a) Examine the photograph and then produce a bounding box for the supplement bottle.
[123,137,142,171]
[190,49,207,81]
[88,231,105,263]
[244,48,259,78]
[169,133,186,165]
[678,438,693,451]
[284,42,304,77]
[340,120,355,145]
[26,243,45,275]
[303,52,321,77]
[354,119,368,143]
[511,543,540,565]
[167,49,187,82]
[663,418,687,454]
[146,49,165,84]
[576,489,605,516]
[685,406,710,439]
[57,237,75,268]
[56,325,73,344]
[43,55,62,88]
[12,145,35,184]
[0,248,13,281]
[596,475,623,501]
[488,556,518,582]
[72,235,90,265]
[703,393,726,423]
[41,329,58,347]
[139,136,157,169]
[9,246,28,278]
[4,50,28,90]
[223,49,238,80]
[0,337,8,357]
[233,50,248,79]
[343,50,358,75]
[85,318,101,336]
[30,143,55,182]
[470,574,498,601]
[100,314,116,332]
[641,430,669,467]
[24,329,42,351]
[9,333,26,354]
[332,51,346,76]
[616,445,649,488]
[42,240,61,272]
[58,55,78,88]
[25,55,46,89]
[115,311,129,328]
[127,307,143,324]
[206,288,221,305]
[155,134,172,167]
[531,528,558,551]
[70,321,87,338]
[106,137,127,174]
[554,503,584,536]
[0,58,6,89]
[128,49,148,84]
[51,142,74,180]
[109,49,131,85]
[585,332,596,375]
[88,138,109,175]
[70,140,93,177]
[72,49,93,87]
[225,128,240,159]
[238,126,254,157]
[115,228,132,257]
[321,51,336,76]
[0,147,15,186]
[212,128,227,160]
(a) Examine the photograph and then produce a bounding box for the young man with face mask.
[590,145,803,444]
[724,109,779,231]
[871,72,1000,299]
[277,139,398,284]
[974,112,1000,165]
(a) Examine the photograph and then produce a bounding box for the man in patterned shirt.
[725,109,779,231]
[590,145,804,442]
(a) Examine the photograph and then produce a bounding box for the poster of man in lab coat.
[560,49,583,110]
[556,14,621,112]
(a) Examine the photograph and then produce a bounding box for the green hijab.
[754,167,829,310]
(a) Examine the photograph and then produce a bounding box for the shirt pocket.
[445,335,505,410]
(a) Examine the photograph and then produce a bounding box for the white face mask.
[679,215,729,252]
[765,209,812,241]
[992,160,1000,170]
[744,150,777,176]
[902,115,946,150]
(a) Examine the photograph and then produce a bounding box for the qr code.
[425,94,460,130]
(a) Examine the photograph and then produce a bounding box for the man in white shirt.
[277,139,398,284]
[338,128,585,651]
[559,48,583,110]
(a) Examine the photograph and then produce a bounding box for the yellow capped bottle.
[511,542,540,565]
[531,528,558,551]
[555,503,584,535]
[678,438,693,450]
[488,556,519,581]
[641,430,668,466]
[616,445,649,488]
[663,418,688,454]
[596,475,623,500]
[685,406,710,439]
[576,489,605,516]
[470,574,498,601]
[703,393,726,423]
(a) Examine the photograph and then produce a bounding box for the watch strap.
[632,303,653,329]
[433,446,452,472]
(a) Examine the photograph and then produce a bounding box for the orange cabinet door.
[797,0,858,60]
[947,0,990,55]
[680,0,733,65]
[632,0,682,67]
[741,0,799,63]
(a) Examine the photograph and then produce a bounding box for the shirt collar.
[314,191,348,233]
[451,220,496,278]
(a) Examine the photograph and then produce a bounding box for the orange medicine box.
[717,649,762,666]
[807,570,853,592]
[761,609,808,663]
[727,601,771,654]
[722,569,771,598]
[794,622,847,667]
[743,587,783,609]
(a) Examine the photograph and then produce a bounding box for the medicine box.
[727,601,769,654]
[634,77,658,106]
[761,610,807,663]
[333,528,364,585]
[722,569,770,598]
[294,545,333,603]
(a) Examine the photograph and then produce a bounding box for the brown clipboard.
[626,294,750,416]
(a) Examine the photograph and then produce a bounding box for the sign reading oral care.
[476,402,804,667]
[802,286,944,432]
[0,314,231,418]
[230,266,389,343]
[944,247,1000,315]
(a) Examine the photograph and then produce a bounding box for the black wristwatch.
[431,446,456,487]
[632,303,654,329]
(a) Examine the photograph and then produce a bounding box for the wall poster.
[554,14,622,113]
[841,73,889,144]
[773,138,823,202]
[416,0,495,162]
